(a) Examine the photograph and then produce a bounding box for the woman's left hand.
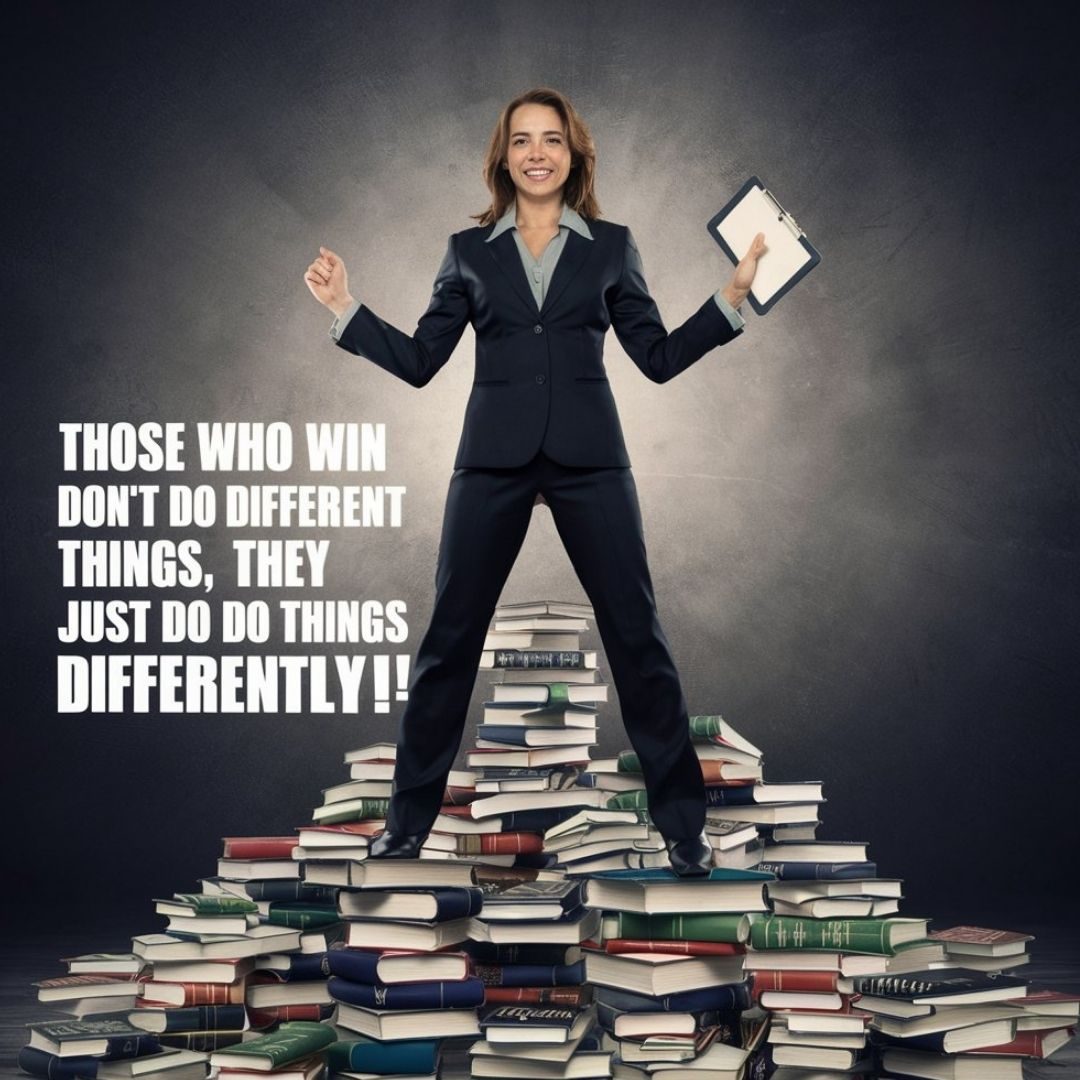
[721,232,767,309]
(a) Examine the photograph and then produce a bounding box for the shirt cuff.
[329,299,362,341]
[712,289,746,332]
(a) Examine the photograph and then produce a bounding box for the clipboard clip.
[761,186,805,240]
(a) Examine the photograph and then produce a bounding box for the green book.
[169,893,258,914]
[209,1021,335,1070]
[264,903,341,930]
[616,751,645,773]
[618,911,751,943]
[749,915,930,955]
[607,790,649,811]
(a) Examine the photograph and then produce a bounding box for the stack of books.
[318,860,485,1073]
[19,1017,208,1080]
[581,869,770,1078]
[16,597,1080,1080]
[208,1020,335,1080]
[851,939,1077,1078]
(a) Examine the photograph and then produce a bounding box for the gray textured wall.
[3,1,1077,922]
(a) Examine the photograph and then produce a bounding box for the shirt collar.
[486,201,594,242]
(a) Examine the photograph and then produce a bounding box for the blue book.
[500,806,582,831]
[589,867,774,881]
[464,941,583,965]
[593,982,751,1014]
[258,951,332,981]
[328,975,486,1010]
[130,1004,248,1033]
[17,1047,98,1079]
[327,1035,440,1074]
[472,960,585,987]
[756,860,878,880]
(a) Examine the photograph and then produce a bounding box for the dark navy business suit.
[334,218,742,842]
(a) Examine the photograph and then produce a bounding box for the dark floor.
[3,919,1078,1079]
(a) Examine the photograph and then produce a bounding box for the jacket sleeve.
[333,234,470,388]
[608,227,742,384]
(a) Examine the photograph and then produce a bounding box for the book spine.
[327,1038,440,1074]
[264,903,341,930]
[750,969,839,993]
[617,912,747,943]
[241,881,337,903]
[158,1029,246,1052]
[102,1034,161,1060]
[247,1003,334,1029]
[472,961,585,987]
[756,861,878,881]
[145,1004,248,1032]
[456,832,544,856]
[272,952,332,981]
[483,986,591,1005]
[222,838,296,858]
[327,976,486,1010]
[604,938,744,957]
[750,916,912,955]
[140,980,247,1007]
[489,651,589,669]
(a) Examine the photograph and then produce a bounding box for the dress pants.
[386,452,706,843]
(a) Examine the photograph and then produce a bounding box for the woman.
[304,87,766,876]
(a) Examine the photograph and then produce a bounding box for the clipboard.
[707,177,820,315]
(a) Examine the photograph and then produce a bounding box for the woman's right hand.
[304,246,355,317]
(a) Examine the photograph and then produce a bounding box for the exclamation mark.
[396,655,410,702]
[373,654,390,714]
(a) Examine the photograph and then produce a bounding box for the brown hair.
[473,87,601,227]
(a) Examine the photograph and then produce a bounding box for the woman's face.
[503,103,571,203]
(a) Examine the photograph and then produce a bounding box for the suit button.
[535,374,546,385]
[533,324,543,334]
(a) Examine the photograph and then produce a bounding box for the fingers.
[320,246,340,265]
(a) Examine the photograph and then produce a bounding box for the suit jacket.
[334,219,742,468]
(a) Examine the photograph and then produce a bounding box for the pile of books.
[16,597,1080,1080]
[581,869,770,1079]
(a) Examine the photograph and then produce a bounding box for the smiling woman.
[303,86,767,877]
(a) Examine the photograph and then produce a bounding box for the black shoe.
[665,831,713,878]
[368,829,429,859]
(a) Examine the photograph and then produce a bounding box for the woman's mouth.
[524,168,553,181]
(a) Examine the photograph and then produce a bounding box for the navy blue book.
[593,982,751,1014]
[129,1004,248,1033]
[209,878,337,903]
[257,951,333,981]
[340,887,484,923]
[464,942,583,965]
[27,1020,160,1061]
[595,1003,741,1038]
[327,1035,440,1074]
[326,947,468,982]
[513,851,560,869]
[17,1047,98,1079]
[328,975,486,1010]
[158,1030,245,1052]
[473,960,585,987]
[500,806,582,831]
[756,860,878,880]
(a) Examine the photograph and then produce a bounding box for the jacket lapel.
[485,229,541,316]
[540,229,594,318]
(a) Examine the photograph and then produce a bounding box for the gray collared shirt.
[329,202,744,338]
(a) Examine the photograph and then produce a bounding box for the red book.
[484,986,590,1006]
[604,939,745,957]
[460,832,543,855]
[137,979,247,1006]
[221,836,297,859]
[444,786,481,805]
[751,970,840,993]
[247,1003,335,1029]
[969,1026,1075,1058]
